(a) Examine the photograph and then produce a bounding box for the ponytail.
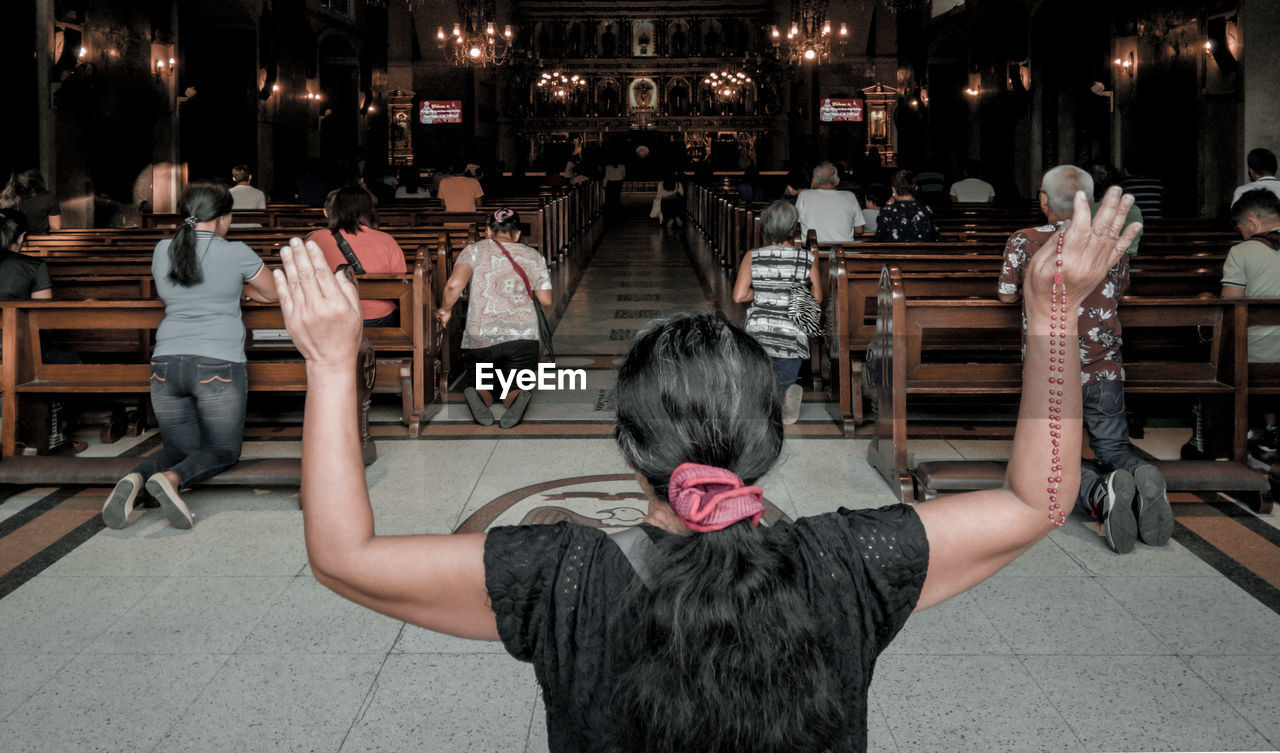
[613,523,844,753]
[611,313,841,752]
[169,182,233,287]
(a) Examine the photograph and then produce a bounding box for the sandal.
[463,387,495,426]
[500,391,532,429]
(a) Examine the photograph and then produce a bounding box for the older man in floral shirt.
[998,165,1171,555]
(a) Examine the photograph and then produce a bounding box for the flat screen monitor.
[819,98,864,123]
[420,101,463,124]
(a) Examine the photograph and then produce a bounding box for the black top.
[0,250,52,301]
[485,504,930,753]
[18,192,60,235]
[874,200,940,242]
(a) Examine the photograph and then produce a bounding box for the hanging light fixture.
[536,71,587,102]
[702,69,753,100]
[434,0,515,67]
[769,0,847,65]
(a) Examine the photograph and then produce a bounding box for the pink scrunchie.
[668,463,765,533]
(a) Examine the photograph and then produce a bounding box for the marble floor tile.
[0,653,227,753]
[339,654,539,753]
[236,576,404,655]
[0,575,158,656]
[886,591,1015,655]
[84,576,292,655]
[971,576,1170,655]
[0,653,74,720]
[872,654,1085,753]
[152,653,385,753]
[1096,576,1280,655]
[1022,654,1272,752]
[1182,654,1280,745]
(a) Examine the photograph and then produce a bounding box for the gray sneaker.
[1094,470,1137,554]
[1132,465,1173,546]
[102,473,142,529]
[145,473,194,530]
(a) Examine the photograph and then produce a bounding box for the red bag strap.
[491,238,537,303]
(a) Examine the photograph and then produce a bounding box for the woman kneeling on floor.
[101,183,278,530]
[436,208,551,429]
[276,188,1140,752]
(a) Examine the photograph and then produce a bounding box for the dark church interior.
[1,2,1279,752]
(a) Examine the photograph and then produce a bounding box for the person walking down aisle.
[733,200,822,424]
[275,183,1141,753]
[436,208,551,429]
[100,183,278,531]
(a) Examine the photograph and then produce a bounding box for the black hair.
[231,165,252,184]
[1232,189,1280,226]
[1248,148,1278,177]
[488,207,522,236]
[168,182,233,286]
[890,169,916,197]
[611,313,844,753]
[0,208,29,251]
[661,172,679,192]
[325,187,378,234]
[785,168,808,193]
[964,159,982,178]
[1,169,49,208]
[398,167,421,194]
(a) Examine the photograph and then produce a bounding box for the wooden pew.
[0,301,379,474]
[863,266,1272,511]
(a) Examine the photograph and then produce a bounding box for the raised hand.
[1026,185,1140,309]
[273,237,363,370]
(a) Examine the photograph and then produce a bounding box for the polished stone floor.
[1,199,1278,752]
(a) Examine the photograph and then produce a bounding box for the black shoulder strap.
[609,526,656,588]
[329,228,365,275]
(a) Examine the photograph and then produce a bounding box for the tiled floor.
[1,199,1278,752]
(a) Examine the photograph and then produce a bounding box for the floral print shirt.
[998,222,1129,386]
[873,200,940,242]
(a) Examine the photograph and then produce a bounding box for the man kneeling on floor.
[998,164,1173,553]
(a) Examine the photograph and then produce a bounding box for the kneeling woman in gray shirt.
[101,183,278,530]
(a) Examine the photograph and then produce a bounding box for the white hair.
[1040,165,1094,217]
[812,162,839,187]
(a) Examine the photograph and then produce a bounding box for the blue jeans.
[133,355,248,487]
[1076,379,1149,516]
[772,357,802,397]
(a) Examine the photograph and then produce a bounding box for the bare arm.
[276,238,497,639]
[997,292,1020,304]
[31,288,52,300]
[243,264,279,303]
[808,250,823,303]
[732,253,754,303]
[1221,284,1245,298]
[48,215,63,231]
[535,288,552,306]
[435,263,474,326]
[912,186,1140,611]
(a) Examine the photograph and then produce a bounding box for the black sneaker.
[463,387,495,426]
[1094,470,1137,554]
[1132,465,1173,546]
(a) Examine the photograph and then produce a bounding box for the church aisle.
[0,200,1278,752]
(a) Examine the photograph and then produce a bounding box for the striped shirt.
[1120,177,1165,220]
[744,244,813,359]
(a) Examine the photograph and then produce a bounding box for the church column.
[35,0,55,185]
[1240,0,1280,181]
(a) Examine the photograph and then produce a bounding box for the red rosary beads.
[1046,230,1068,527]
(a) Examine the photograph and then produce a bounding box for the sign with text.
[819,98,864,123]
[419,101,463,124]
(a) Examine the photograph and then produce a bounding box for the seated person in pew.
[437,208,551,429]
[0,208,52,300]
[999,166,1171,555]
[732,200,822,425]
[307,187,408,327]
[272,188,1140,753]
[795,162,866,242]
[874,170,940,242]
[860,185,885,236]
[1220,189,1280,461]
[101,183,279,531]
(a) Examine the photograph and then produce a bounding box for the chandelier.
[536,71,587,101]
[702,70,753,99]
[769,0,848,64]
[434,1,514,67]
